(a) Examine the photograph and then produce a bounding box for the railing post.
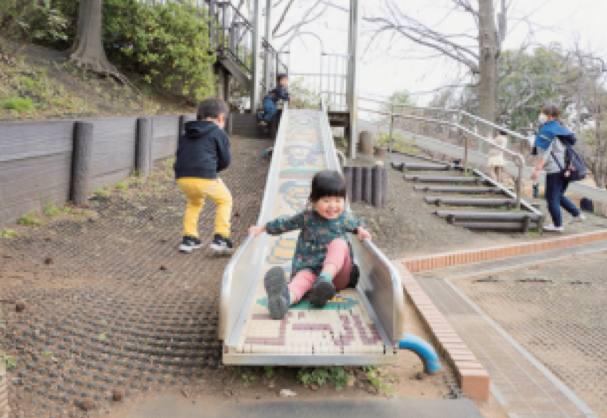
[209,0,216,45]
[516,163,523,210]
[463,129,469,175]
[388,106,394,159]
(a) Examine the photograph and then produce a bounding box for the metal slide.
[218,103,405,365]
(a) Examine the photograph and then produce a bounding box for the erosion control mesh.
[0,136,271,417]
[456,252,607,418]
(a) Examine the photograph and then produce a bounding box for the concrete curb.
[402,230,607,273]
[393,263,490,402]
[0,365,8,418]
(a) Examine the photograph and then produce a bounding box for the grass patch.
[0,228,19,239]
[18,212,44,227]
[95,189,109,197]
[297,367,350,391]
[2,97,35,113]
[1,352,17,369]
[44,198,62,217]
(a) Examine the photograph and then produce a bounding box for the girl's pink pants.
[288,239,352,302]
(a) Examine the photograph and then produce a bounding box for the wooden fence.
[0,113,197,228]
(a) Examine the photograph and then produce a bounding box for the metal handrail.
[320,97,405,344]
[324,92,526,209]
[218,102,290,343]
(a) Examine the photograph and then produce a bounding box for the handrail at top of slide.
[218,103,290,342]
[320,98,405,345]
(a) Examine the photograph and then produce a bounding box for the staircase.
[391,153,545,233]
[206,0,287,98]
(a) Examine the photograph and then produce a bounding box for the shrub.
[3,97,35,113]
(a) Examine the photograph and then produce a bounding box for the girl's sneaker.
[210,234,234,254]
[543,224,564,233]
[567,214,586,224]
[179,236,202,253]
[264,266,290,319]
[346,264,360,289]
[310,274,336,308]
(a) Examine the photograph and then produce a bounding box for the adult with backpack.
[531,105,587,232]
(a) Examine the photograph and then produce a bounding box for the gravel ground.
[0,136,272,418]
[455,251,607,418]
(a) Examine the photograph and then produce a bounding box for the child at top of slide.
[259,73,292,133]
[248,170,372,320]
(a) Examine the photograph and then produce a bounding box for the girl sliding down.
[248,170,372,320]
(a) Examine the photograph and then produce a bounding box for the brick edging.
[0,365,8,418]
[402,229,607,273]
[393,262,491,402]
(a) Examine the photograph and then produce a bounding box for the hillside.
[0,41,197,122]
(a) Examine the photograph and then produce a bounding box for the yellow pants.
[178,178,232,238]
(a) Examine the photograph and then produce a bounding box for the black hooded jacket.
[173,120,231,180]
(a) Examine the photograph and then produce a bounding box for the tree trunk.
[70,0,117,75]
[477,0,499,135]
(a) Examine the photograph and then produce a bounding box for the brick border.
[393,262,491,401]
[0,365,7,418]
[402,230,607,273]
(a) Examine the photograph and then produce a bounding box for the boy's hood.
[184,120,223,139]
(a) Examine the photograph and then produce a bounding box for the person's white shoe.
[543,224,564,233]
[567,214,586,224]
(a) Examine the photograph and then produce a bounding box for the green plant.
[264,366,274,379]
[116,180,129,190]
[18,212,44,227]
[1,353,17,369]
[0,228,18,239]
[103,0,216,101]
[95,189,109,197]
[42,350,52,358]
[44,197,61,217]
[297,367,349,391]
[3,97,34,113]
[289,78,318,110]
[363,366,393,396]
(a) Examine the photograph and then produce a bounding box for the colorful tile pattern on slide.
[237,110,385,355]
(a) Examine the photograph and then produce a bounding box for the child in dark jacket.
[248,170,372,319]
[259,73,292,133]
[174,98,234,254]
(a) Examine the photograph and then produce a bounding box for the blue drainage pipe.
[399,334,441,374]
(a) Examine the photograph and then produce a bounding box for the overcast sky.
[269,0,607,104]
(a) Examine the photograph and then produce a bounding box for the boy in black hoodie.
[259,73,292,133]
[174,98,234,254]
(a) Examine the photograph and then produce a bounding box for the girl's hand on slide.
[248,226,265,237]
[357,228,372,242]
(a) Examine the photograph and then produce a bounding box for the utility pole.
[263,0,273,96]
[250,0,262,112]
[346,0,360,159]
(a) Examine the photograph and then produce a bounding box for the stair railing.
[325,93,526,209]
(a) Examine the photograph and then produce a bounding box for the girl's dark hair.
[541,104,567,128]
[309,170,347,203]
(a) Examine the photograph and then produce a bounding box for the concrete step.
[424,196,517,208]
[391,162,452,172]
[414,186,504,194]
[405,175,486,184]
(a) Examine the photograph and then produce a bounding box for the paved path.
[121,396,484,418]
[414,240,607,418]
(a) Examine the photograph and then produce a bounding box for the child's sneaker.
[310,273,336,308]
[258,120,269,134]
[179,236,202,253]
[210,234,234,253]
[264,266,290,319]
[346,264,360,289]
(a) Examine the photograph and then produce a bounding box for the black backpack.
[552,139,587,182]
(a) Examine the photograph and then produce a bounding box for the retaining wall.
[0,113,196,228]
